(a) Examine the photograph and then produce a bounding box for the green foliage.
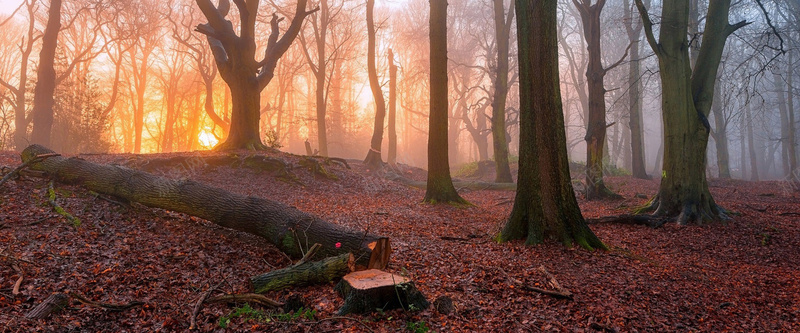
[453,161,479,178]
[217,305,317,329]
[217,304,268,328]
[406,320,430,333]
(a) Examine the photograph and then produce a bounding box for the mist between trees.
[0,0,795,181]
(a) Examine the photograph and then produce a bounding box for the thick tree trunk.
[388,48,398,166]
[499,0,604,249]
[424,0,466,204]
[20,145,388,267]
[215,74,265,151]
[364,0,386,170]
[635,0,744,224]
[491,0,515,183]
[29,0,62,147]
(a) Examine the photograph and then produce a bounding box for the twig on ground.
[68,292,144,311]
[745,204,767,212]
[778,212,800,216]
[12,264,23,296]
[489,265,573,300]
[189,281,224,330]
[0,153,60,189]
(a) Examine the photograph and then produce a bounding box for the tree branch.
[633,0,659,55]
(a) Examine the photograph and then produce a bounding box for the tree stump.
[334,269,429,315]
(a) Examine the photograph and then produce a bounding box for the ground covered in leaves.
[1,149,798,332]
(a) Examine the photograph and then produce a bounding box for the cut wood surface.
[334,269,429,315]
[20,145,388,267]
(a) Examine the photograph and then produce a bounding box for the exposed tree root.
[634,194,729,225]
[190,282,223,330]
[299,157,339,180]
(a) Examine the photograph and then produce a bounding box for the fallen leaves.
[0,151,799,331]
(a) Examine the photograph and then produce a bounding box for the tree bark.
[574,0,626,200]
[20,145,388,268]
[251,253,354,293]
[195,0,315,151]
[363,0,386,170]
[424,0,466,204]
[491,0,515,183]
[635,0,746,224]
[29,0,62,147]
[499,0,604,249]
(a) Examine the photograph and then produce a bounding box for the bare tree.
[194,0,317,150]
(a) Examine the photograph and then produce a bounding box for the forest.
[0,0,798,331]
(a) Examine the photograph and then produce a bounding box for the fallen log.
[251,252,355,293]
[334,269,429,315]
[21,145,389,268]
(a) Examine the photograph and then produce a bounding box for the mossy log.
[20,145,389,267]
[334,269,429,315]
[251,253,354,293]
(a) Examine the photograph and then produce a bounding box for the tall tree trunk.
[364,0,386,170]
[388,48,398,166]
[776,73,792,177]
[10,0,37,150]
[314,0,330,157]
[787,52,798,175]
[491,0,515,183]
[574,0,624,199]
[623,0,648,179]
[635,0,746,224]
[29,0,62,146]
[746,104,759,181]
[424,0,465,204]
[711,83,730,178]
[499,0,604,249]
[739,131,747,179]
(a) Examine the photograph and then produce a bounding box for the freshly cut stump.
[334,269,429,315]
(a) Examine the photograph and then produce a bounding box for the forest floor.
[0,149,799,332]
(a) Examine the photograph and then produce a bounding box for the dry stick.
[11,264,23,296]
[206,293,284,307]
[68,292,144,311]
[536,266,572,297]
[0,153,60,189]
[294,243,322,266]
[189,281,224,330]
[492,266,573,300]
